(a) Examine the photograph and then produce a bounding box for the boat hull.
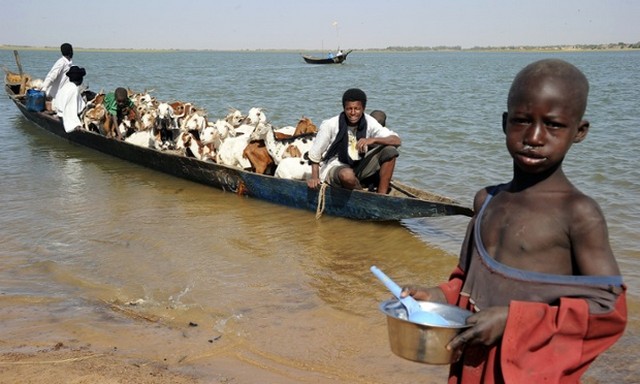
[302,50,352,64]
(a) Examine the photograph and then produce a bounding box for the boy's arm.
[501,291,627,383]
[497,194,625,381]
[436,188,487,304]
[438,265,465,304]
[570,194,620,276]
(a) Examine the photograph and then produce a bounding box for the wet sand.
[0,348,201,384]
[0,294,450,384]
[1,293,635,383]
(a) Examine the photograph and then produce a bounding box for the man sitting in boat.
[306,88,401,194]
[104,87,135,140]
[53,65,87,133]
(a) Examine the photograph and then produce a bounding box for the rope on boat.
[315,183,327,220]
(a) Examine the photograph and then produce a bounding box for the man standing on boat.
[41,43,73,101]
[307,88,401,194]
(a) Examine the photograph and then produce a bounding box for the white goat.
[224,108,245,127]
[125,128,161,149]
[244,107,267,125]
[181,109,207,132]
[216,121,266,169]
[249,122,314,165]
[199,119,237,158]
[274,157,312,180]
[175,131,213,161]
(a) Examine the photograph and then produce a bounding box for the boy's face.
[116,96,128,109]
[503,77,589,174]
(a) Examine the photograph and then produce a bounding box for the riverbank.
[0,347,201,384]
[0,297,341,384]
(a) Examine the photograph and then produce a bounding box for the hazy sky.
[2,0,638,50]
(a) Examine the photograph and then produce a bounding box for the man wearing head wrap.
[307,88,401,194]
[53,66,87,133]
[41,43,73,100]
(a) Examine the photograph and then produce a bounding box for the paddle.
[13,50,23,77]
[13,50,28,95]
[371,266,449,326]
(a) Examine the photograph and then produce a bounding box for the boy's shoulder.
[473,182,604,222]
[563,190,605,222]
[472,184,502,212]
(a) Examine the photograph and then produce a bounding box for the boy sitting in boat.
[103,87,136,140]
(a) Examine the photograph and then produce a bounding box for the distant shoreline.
[1,43,639,54]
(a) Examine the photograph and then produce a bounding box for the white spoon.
[371,266,449,326]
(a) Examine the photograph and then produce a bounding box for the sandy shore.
[0,345,201,384]
[0,294,635,383]
[0,341,315,384]
[1,336,633,384]
[0,300,324,384]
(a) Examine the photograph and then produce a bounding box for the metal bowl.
[379,299,472,365]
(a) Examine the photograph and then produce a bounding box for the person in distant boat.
[103,87,135,140]
[401,59,626,383]
[41,43,73,101]
[328,52,334,59]
[307,88,401,194]
[336,49,343,57]
[53,65,86,133]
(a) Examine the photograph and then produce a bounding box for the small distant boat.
[302,50,352,64]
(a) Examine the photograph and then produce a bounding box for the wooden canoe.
[302,50,352,64]
[5,71,473,221]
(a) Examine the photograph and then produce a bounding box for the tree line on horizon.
[2,42,639,52]
[382,42,640,51]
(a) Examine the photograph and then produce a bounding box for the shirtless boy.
[403,59,627,383]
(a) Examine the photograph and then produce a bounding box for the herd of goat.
[78,90,318,180]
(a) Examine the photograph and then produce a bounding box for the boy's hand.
[400,286,446,303]
[447,306,508,351]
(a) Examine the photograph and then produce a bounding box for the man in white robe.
[41,43,73,100]
[54,66,86,133]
